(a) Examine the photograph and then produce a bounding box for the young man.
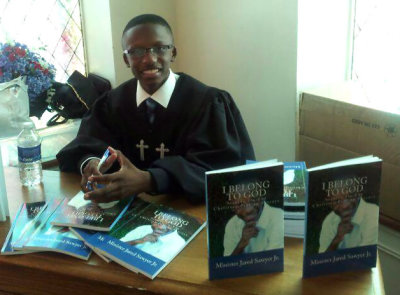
[223,197,283,256]
[318,195,379,253]
[57,14,255,203]
[120,214,185,262]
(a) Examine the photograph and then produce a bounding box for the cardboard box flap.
[299,81,400,115]
[300,90,400,166]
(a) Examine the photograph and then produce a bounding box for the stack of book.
[283,162,307,238]
[1,197,92,260]
[1,191,205,279]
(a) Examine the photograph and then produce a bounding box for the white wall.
[81,0,176,88]
[108,0,176,85]
[174,0,298,161]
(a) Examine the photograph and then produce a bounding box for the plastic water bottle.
[17,121,43,186]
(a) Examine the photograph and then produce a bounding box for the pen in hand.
[86,148,111,191]
[97,149,111,171]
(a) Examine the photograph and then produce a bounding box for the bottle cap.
[21,121,35,129]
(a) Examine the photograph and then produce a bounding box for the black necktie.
[145,98,157,125]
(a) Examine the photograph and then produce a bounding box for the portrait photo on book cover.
[207,167,284,258]
[13,202,46,244]
[109,205,202,262]
[305,164,380,256]
[59,192,129,227]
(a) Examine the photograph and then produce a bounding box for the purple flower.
[0,42,56,102]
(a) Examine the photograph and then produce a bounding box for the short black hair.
[122,14,173,37]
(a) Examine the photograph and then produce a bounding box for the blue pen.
[86,149,111,191]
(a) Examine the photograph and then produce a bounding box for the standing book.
[303,156,382,278]
[50,191,133,231]
[20,198,92,260]
[283,162,307,238]
[206,160,284,280]
[77,199,206,279]
[1,201,46,255]
[284,161,306,211]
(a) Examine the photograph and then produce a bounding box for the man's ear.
[123,54,130,67]
[171,47,177,62]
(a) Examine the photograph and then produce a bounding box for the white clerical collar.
[136,69,178,108]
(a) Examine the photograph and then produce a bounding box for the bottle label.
[18,144,41,163]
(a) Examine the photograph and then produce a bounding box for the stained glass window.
[0,0,86,82]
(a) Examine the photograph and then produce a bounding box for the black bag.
[47,71,111,126]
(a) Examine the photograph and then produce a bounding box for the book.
[206,160,284,280]
[248,160,306,212]
[20,198,92,260]
[50,191,133,231]
[69,227,111,263]
[69,198,153,263]
[78,198,206,279]
[1,201,46,255]
[284,219,305,239]
[283,162,307,238]
[284,162,306,210]
[303,156,382,278]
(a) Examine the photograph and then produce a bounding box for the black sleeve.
[56,92,120,173]
[149,89,255,203]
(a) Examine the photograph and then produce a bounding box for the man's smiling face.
[122,23,176,94]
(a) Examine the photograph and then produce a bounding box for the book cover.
[21,198,92,260]
[206,160,284,280]
[84,200,206,279]
[1,201,46,255]
[303,156,382,278]
[69,227,111,263]
[69,198,152,263]
[249,160,306,213]
[284,162,307,209]
[283,162,307,238]
[50,191,133,231]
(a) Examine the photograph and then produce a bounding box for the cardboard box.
[298,83,400,222]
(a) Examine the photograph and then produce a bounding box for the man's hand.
[230,218,259,256]
[326,213,354,252]
[127,233,158,246]
[239,223,259,247]
[83,148,155,203]
[335,219,354,242]
[81,158,100,192]
[141,233,159,243]
[80,147,118,192]
[239,212,259,247]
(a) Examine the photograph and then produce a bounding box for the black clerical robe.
[57,73,255,203]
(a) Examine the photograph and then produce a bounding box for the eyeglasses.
[123,45,174,58]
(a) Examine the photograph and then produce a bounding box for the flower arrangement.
[0,42,56,117]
